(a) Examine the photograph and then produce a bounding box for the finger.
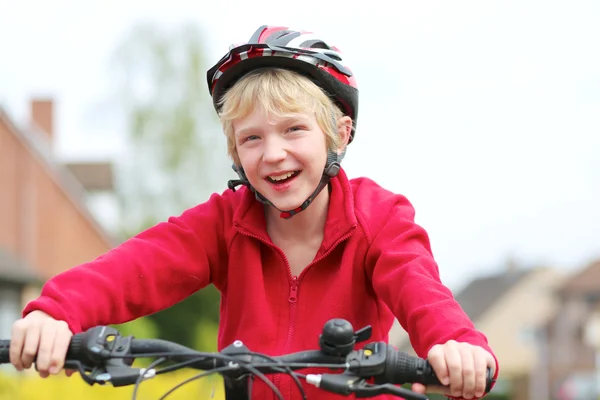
[485,349,497,373]
[65,369,76,377]
[21,323,42,370]
[419,384,448,395]
[427,344,450,386]
[474,349,490,397]
[9,321,27,371]
[458,345,476,399]
[411,383,426,394]
[443,341,464,398]
[49,323,72,375]
[36,324,58,377]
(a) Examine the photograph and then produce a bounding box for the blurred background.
[0,0,599,399]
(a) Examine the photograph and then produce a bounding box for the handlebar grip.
[0,340,10,363]
[383,348,494,393]
[0,334,85,365]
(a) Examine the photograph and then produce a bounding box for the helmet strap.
[227,150,342,219]
[226,108,345,219]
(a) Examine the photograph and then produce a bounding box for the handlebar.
[0,319,495,400]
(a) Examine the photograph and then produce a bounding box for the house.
[537,258,600,400]
[0,98,117,340]
[388,262,567,400]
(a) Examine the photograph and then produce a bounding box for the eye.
[242,135,260,143]
[286,126,305,133]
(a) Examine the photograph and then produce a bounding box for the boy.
[10,25,498,399]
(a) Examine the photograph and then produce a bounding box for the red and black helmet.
[206,25,359,143]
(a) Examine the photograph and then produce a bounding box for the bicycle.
[0,318,494,400]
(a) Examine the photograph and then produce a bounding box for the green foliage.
[109,21,231,236]
[144,285,221,351]
[106,22,232,349]
[112,316,158,339]
[193,312,220,352]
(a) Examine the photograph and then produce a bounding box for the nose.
[262,136,287,164]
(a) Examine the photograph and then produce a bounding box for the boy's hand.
[411,340,496,399]
[9,310,74,378]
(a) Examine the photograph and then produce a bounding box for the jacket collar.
[233,168,357,249]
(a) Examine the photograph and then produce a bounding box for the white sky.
[1,0,599,290]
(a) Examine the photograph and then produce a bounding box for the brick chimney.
[30,98,54,142]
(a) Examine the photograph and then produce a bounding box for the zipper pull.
[289,276,298,303]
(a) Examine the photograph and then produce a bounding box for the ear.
[336,116,353,154]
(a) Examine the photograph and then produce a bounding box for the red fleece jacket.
[23,168,498,399]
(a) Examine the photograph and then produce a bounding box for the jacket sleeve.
[364,194,499,392]
[22,191,230,334]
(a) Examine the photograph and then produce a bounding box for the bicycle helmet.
[207,25,359,142]
[206,25,359,218]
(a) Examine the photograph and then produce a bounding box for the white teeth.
[269,172,295,181]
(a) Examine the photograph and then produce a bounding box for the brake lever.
[64,360,156,387]
[63,326,153,387]
[353,383,428,400]
[306,373,429,399]
[63,360,96,385]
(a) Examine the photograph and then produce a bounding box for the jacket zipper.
[279,229,355,399]
[281,229,357,336]
[234,226,297,399]
[235,224,355,399]
[289,276,298,303]
[283,276,298,399]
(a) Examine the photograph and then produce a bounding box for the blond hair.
[217,68,344,165]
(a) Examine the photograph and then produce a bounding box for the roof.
[453,268,532,321]
[0,249,43,285]
[389,265,536,351]
[0,106,117,248]
[64,161,114,191]
[559,259,600,296]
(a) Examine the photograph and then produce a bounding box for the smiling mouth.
[266,171,301,184]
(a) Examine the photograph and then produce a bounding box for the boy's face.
[233,106,329,212]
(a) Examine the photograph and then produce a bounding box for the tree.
[107,22,231,349]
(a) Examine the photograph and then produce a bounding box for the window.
[583,291,600,307]
[518,326,539,344]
